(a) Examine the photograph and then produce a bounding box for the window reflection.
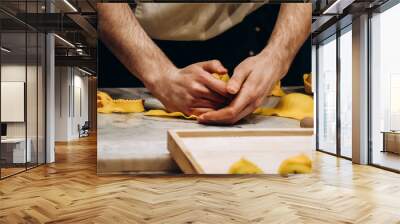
[371,3,400,171]
[1,31,28,177]
[339,29,352,158]
[318,36,337,154]
[0,1,46,179]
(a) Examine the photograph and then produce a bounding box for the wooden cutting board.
[167,129,314,174]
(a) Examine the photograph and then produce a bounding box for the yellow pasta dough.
[99,73,288,119]
[144,74,228,119]
[212,73,230,83]
[278,154,312,176]
[253,93,313,120]
[97,91,145,114]
[303,73,312,94]
[97,91,113,102]
[212,73,285,97]
[111,99,145,113]
[144,73,287,120]
[270,81,286,97]
[228,157,264,174]
[97,91,114,113]
[143,109,197,119]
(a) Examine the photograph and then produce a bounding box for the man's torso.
[134,3,264,41]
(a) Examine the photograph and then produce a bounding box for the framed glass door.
[370,2,400,171]
[317,35,337,155]
[0,1,47,179]
[339,26,352,159]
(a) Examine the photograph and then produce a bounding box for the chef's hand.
[146,60,230,116]
[198,51,290,125]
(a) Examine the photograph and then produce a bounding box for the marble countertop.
[97,88,301,174]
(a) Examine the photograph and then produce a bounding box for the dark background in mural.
[98,4,311,88]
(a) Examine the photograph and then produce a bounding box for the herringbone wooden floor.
[1,135,400,224]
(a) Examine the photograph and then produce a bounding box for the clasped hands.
[145,51,289,125]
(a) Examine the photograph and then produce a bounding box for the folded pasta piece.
[270,81,286,97]
[97,91,113,102]
[253,93,313,120]
[144,109,197,119]
[212,73,230,83]
[97,91,115,114]
[228,157,264,174]
[278,154,312,176]
[111,99,145,113]
[303,73,312,94]
[97,91,144,113]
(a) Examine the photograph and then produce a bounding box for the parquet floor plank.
[1,135,400,223]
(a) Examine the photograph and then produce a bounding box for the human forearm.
[200,3,312,124]
[259,3,312,79]
[97,3,176,88]
[98,3,230,116]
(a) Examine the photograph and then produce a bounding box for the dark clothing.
[98,4,311,88]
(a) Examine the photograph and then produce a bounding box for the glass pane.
[371,4,400,171]
[317,37,337,154]
[1,31,27,177]
[26,0,39,169]
[27,31,38,169]
[38,32,45,165]
[339,29,352,158]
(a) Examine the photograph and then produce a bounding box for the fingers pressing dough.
[98,73,287,119]
[212,73,285,97]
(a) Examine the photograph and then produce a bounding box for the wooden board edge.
[173,128,314,138]
[168,128,314,174]
[182,148,205,174]
[167,131,203,174]
[175,131,206,174]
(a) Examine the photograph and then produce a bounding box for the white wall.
[1,64,26,81]
[73,73,89,136]
[55,66,69,141]
[55,67,89,141]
